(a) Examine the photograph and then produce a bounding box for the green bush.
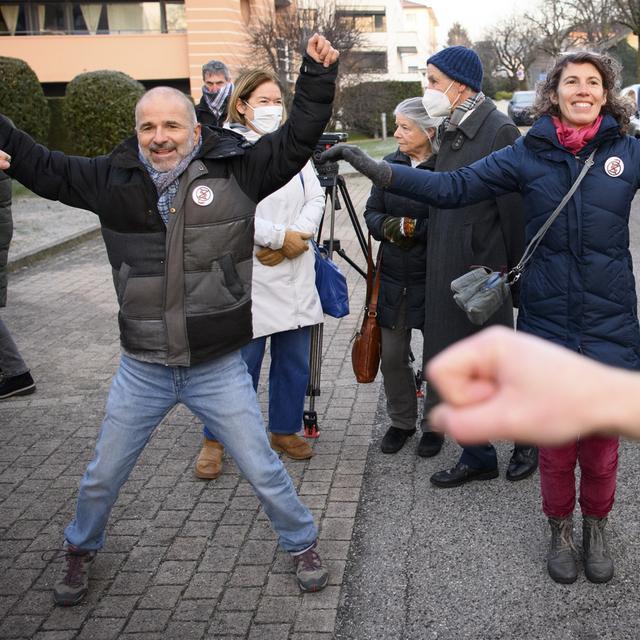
[607,39,638,88]
[0,56,50,143]
[494,91,513,101]
[63,70,145,156]
[47,97,73,153]
[340,81,424,137]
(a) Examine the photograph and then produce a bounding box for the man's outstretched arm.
[0,117,106,213]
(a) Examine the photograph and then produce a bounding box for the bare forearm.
[587,364,640,439]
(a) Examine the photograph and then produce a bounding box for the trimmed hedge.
[340,81,423,137]
[0,56,50,143]
[63,70,145,156]
[47,97,73,153]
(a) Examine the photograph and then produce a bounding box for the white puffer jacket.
[232,125,325,338]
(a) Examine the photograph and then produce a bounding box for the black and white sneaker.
[0,371,35,399]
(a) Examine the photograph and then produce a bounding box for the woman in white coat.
[195,68,325,479]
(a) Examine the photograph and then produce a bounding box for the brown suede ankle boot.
[194,438,224,479]
[270,433,313,460]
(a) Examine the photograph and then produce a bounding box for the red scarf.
[552,115,602,154]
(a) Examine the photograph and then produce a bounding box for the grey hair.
[202,60,230,81]
[135,87,197,127]
[394,97,443,133]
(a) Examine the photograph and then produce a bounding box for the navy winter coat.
[364,149,429,330]
[389,114,640,370]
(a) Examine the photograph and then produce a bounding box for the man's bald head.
[135,87,201,172]
[135,87,197,128]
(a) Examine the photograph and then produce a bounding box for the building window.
[349,51,387,73]
[337,10,386,33]
[0,0,185,35]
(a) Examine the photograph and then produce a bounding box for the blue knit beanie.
[427,46,483,93]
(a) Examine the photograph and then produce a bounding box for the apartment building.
[0,0,283,97]
[0,0,438,96]
[330,0,438,82]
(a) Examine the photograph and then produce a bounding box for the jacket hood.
[524,113,621,158]
[110,125,251,169]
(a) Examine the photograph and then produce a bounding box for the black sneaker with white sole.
[0,371,36,399]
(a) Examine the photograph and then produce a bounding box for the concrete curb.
[8,224,102,272]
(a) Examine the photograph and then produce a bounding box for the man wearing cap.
[416,46,537,486]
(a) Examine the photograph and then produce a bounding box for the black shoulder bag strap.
[509,148,596,283]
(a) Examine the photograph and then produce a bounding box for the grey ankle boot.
[547,517,578,584]
[583,515,614,583]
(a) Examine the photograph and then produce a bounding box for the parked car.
[620,84,640,138]
[507,90,536,126]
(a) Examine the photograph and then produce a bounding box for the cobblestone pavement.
[6,174,640,640]
[0,175,378,639]
[10,198,99,265]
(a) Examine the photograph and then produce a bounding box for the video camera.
[312,132,348,185]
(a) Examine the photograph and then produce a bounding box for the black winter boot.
[583,516,614,583]
[547,517,578,584]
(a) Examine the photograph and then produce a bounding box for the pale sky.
[428,0,532,44]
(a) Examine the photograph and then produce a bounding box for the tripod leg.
[304,323,323,438]
[337,176,368,259]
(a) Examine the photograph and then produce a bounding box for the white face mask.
[422,81,456,118]
[246,104,283,134]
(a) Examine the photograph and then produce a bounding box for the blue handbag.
[313,241,349,318]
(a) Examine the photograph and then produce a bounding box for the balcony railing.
[0,1,186,35]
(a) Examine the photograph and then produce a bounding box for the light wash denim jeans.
[64,351,317,552]
[204,326,311,438]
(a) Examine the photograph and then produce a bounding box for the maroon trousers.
[539,435,619,519]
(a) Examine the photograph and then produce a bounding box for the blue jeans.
[203,327,311,438]
[64,352,317,552]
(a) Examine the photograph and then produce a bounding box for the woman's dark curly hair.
[533,51,633,133]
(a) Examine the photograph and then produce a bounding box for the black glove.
[382,217,417,250]
[319,144,392,188]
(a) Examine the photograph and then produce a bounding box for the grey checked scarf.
[443,91,486,132]
[138,136,202,225]
[202,83,233,121]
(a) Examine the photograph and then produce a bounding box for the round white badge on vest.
[192,185,214,206]
[604,157,624,177]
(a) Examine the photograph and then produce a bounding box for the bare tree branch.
[487,17,540,89]
[245,1,362,111]
[566,0,621,51]
[524,0,578,56]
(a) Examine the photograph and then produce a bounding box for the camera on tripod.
[312,132,348,184]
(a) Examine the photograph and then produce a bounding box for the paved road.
[335,194,640,639]
[2,176,640,639]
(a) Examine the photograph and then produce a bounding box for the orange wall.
[0,33,189,83]
[186,0,274,98]
[0,0,278,96]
